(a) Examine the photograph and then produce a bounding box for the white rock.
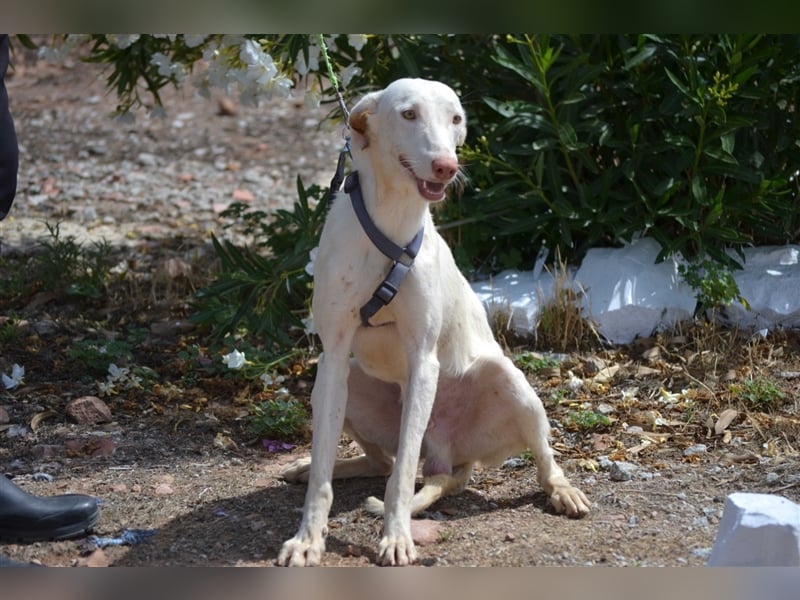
[609,461,638,482]
[707,492,800,566]
[575,237,697,344]
[717,245,800,332]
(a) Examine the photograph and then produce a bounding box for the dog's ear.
[349,90,381,148]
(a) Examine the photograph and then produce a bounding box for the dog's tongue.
[418,179,447,202]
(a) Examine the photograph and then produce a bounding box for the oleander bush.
[27,34,800,345]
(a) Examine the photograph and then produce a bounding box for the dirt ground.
[1,40,799,568]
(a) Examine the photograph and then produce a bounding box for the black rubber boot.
[0,34,19,222]
[0,475,100,542]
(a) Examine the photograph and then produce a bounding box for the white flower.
[304,88,321,110]
[302,314,316,335]
[259,370,286,389]
[182,34,206,48]
[239,39,267,67]
[2,364,25,390]
[108,363,130,381]
[222,349,246,370]
[347,34,368,52]
[151,52,186,82]
[659,387,685,404]
[107,34,140,49]
[98,380,116,396]
[339,64,361,88]
[566,370,583,392]
[621,387,638,402]
[305,246,318,276]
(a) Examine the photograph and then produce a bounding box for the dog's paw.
[281,457,312,483]
[378,532,417,566]
[276,534,325,567]
[550,484,591,518]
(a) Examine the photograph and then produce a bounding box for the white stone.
[574,237,697,344]
[707,492,800,566]
[717,245,800,332]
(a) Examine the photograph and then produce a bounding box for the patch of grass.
[563,408,612,432]
[248,394,309,441]
[729,376,785,411]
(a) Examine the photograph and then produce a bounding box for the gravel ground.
[1,46,800,568]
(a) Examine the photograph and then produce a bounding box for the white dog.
[277,78,590,567]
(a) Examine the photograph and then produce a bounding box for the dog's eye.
[453,114,463,125]
[401,109,416,120]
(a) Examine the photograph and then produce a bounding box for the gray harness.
[344,171,425,327]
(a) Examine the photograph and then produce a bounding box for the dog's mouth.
[400,157,450,202]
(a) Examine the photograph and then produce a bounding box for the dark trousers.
[0,34,19,221]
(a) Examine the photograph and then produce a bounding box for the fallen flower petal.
[262,439,295,453]
[2,364,25,390]
[222,349,246,370]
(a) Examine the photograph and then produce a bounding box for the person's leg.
[0,33,19,221]
[0,474,100,542]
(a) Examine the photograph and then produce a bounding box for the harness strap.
[345,171,425,326]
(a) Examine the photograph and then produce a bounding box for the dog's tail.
[363,469,472,516]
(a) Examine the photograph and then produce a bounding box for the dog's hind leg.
[497,360,592,518]
[281,360,397,484]
[282,441,393,483]
[364,463,473,516]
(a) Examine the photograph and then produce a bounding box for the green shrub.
[452,35,800,287]
[191,177,326,348]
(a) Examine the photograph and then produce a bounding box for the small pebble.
[683,444,708,457]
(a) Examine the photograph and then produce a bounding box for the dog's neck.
[352,163,431,247]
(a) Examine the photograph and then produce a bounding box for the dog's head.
[348,78,467,202]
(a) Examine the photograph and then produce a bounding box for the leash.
[319,34,351,208]
[318,35,424,327]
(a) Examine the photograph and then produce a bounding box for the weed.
[563,408,612,432]
[535,251,602,353]
[68,338,133,375]
[0,318,21,345]
[518,449,534,462]
[248,393,309,441]
[33,223,114,299]
[515,351,559,373]
[729,376,785,411]
[548,388,569,406]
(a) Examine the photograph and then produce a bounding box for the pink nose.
[432,157,458,181]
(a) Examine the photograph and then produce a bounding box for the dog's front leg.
[378,354,439,566]
[277,350,350,566]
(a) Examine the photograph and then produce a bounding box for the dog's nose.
[432,157,458,181]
